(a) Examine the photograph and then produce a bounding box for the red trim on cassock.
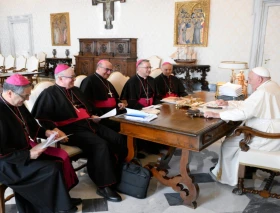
[55,108,90,126]
[93,98,116,108]
[163,93,178,98]
[138,97,153,107]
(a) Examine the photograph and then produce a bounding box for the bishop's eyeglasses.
[61,75,76,80]
[13,92,31,100]
[99,66,113,72]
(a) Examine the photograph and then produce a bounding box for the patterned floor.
[4,140,280,213]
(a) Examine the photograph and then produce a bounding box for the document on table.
[32,134,73,150]
[124,108,158,122]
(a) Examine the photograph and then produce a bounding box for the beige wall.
[0,0,254,83]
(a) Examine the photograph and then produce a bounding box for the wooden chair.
[147,55,161,71]
[26,56,39,84]
[107,71,129,96]
[36,52,47,74]
[25,81,87,171]
[232,126,280,199]
[0,54,4,71]
[3,55,15,73]
[74,75,87,88]
[149,68,162,78]
[72,53,79,71]
[14,55,27,72]
[0,184,14,213]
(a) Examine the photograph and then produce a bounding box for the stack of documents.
[124,108,158,122]
[219,82,242,97]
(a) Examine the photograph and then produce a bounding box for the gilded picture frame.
[174,0,210,47]
[50,12,71,46]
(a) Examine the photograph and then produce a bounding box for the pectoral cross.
[146,98,149,105]
[168,90,172,95]
[108,90,113,97]
[92,0,126,29]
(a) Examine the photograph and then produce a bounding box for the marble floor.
[4,140,280,213]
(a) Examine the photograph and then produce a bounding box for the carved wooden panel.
[76,38,137,77]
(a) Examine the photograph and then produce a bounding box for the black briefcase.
[116,162,151,199]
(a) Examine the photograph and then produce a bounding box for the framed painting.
[174,0,210,47]
[50,12,71,46]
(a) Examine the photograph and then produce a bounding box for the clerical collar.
[55,84,73,91]
[95,73,106,81]
[162,73,170,79]
[136,74,147,80]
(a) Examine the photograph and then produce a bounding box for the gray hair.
[54,70,66,80]
[3,82,32,94]
[136,59,150,70]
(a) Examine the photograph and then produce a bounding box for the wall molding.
[249,0,280,68]
[7,14,34,56]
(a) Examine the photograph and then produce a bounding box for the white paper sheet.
[100,108,117,119]
[124,108,158,122]
[32,134,72,150]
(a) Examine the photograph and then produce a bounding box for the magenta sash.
[93,98,116,108]
[138,97,153,107]
[55,108,90,126]
[29,140,78,190]
[163,93,178,98]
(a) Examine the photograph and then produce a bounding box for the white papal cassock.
[212,80,280,186]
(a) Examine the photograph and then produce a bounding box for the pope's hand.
[215,99,228,106]
[204,111,220,119]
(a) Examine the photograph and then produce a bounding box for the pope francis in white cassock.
[204,67,280,186]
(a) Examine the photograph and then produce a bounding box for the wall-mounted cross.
[92,0,126,29]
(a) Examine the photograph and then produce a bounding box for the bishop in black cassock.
[120,59,160,109]
[154,62,187,100]
[0,74,77,213]
[32,64,127,202]
[80,60,126,131]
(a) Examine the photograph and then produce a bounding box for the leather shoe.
[56,205,77,213]
[71,198,82,206]
[96,186,122,202]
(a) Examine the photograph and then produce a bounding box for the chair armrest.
[14,68,27,72]
[234,126,280,152]
[4,67,16,72]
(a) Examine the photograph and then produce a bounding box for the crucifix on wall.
[92,0,126,29]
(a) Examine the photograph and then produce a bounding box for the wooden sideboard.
[75,38,137,77]
[173,64,210,94]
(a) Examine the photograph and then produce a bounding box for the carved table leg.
[158,147,176,170]
[146,148,199,209]
[180,149,199,208]
[125,135,136,162]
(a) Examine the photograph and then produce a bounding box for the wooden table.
[111,92,240,208]
[0,71,40,84]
